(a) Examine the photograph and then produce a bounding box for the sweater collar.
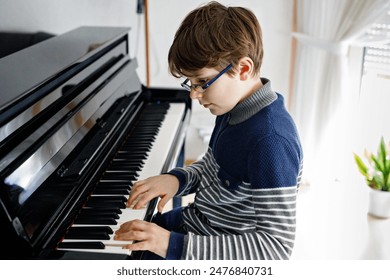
[228,78,277,125]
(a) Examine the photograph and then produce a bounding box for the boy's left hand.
[114,219,170,258]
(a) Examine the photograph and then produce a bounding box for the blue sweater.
[167,78,303,259]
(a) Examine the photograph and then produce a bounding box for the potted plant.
[354,136,390,218]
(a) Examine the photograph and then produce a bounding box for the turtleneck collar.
[228,78,277,125]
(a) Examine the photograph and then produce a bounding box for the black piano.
[0,26,191,260]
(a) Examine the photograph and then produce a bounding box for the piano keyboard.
[57,102,186,256]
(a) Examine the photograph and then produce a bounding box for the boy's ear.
[238,57,254,81]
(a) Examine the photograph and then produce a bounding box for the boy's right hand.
[127,174,179,213]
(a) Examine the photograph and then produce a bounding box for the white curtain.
[289,0,390,184]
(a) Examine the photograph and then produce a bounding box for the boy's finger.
[157,196,169,212]
[133,193,151,209]
[126,183,148,207]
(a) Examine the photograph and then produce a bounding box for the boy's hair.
[168,1,263,78]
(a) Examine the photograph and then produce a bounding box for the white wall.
[0,0,292,160]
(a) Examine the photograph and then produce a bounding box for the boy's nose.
[189,89,203,100]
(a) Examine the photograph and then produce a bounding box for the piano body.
[0,26,191,259]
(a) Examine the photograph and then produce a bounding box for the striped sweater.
[167,78,303,260]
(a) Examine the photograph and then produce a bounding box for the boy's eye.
[197,79,208,84]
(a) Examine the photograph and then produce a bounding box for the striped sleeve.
[182,185,298,260]
[168,148,215,196]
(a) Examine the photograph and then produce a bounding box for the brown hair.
[168,1,263,78]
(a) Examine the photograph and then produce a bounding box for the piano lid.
[0,26,138,210]
[0,26,130,118]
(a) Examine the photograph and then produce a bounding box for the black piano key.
[92,188,130,195]
[77,211,120,219]
[115,152,148,160]
[58,242,105,249]
[127,136,155,144]
[121,142,153,148]
[114,155,146,162]
[94,184,131,191]
[74,216,118,225]
[88,195,127,202]
[119,145,150,151]
[99,180,134,185]
[64,232,110,240]
[127,133,157,138]
[65,226,113,240]
[103,173,138,180]
[101,174,137,181]
[104,170,138,175]
[119,147,151,153]
[110,159,144,165]
[137,117,163,121]
[79,208,122,215]
[95,181,132,188]
[131,129,159,135]
[67,226,113,235]
[115,155,147,161]
[108,162,143,168]
[107,167,141,173]
[122,139,154,146]
[85,200,126,209]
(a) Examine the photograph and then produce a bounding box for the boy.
[114,1,303,260]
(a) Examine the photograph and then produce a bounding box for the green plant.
[354,137,390,191]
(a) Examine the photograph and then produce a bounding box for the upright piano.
[0,26,191,259]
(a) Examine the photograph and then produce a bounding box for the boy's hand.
[127,174,179,213]
[114,219,170,258]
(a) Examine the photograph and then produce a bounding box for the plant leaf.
[371,154,383,173]
[354,153,368,177]
[380,137,387,170]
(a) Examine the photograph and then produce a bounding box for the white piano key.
[58,246,132,256]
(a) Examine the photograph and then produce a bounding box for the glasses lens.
[181,79,191,92]
[181,84,191,92]
[181,80,205,93]
[194,85,206,93]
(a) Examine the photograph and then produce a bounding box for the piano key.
[94,182,132,189]
[92,188,130,195]
[136,103,186,180]
[58,103,186,256]
[65,226,113,240]
[87,195,128,202]
[121,142,152,149]
[56,246,131,256]
[115,152,148,159]
[78,208,122,215]
[107,163,143,171]
[74,216,118,225]
[104,170,138,176]
[77,211,120,219]
[65,232,111,240]
[100,173,137,181]
[84,201,126,209]
[58,242,105,249]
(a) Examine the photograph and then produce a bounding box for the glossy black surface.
[0,26,130,114]
[0,26,191,260]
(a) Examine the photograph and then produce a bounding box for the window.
[357,10,390,152]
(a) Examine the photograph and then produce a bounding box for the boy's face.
[186,67,244,116]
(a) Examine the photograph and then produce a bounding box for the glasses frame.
[181,63,233,93]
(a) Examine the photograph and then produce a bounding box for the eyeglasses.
[181,63,233,93]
